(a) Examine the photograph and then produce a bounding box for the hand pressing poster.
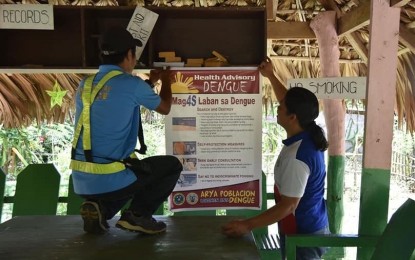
[165,68,262,212]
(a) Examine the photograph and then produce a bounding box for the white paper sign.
[287,77,367,99]
[127,7,158,60]
[0,4,53,30]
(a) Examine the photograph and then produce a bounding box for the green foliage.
[344,99,365,154]
[2,102,413,182]
[393,120,415,155]
[1,99,414,221]
[0,110,167,178]
[140,116,167,157]
[262,104,285,175]
[0,123,74,179]
[262,120,284,174]
[0,126,42,177]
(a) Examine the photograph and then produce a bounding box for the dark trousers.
[82,155,182,219]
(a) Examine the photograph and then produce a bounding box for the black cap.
[99,26,143,56]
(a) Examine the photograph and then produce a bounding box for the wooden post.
[358,0,400,258]
[310,11,346,240]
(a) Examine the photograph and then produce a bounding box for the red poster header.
[171,69,260,94]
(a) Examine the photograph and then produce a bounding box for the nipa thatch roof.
[0,73,81,127]
[0,0,415,133]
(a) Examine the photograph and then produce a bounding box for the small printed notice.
[0,4,53,30]
[165,68,262,212]
[127,7,158,60]
[287,77,367,99]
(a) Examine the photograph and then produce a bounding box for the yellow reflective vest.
[70,70,136,174]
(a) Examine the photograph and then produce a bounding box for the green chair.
[286,198,415,260]
[154,201,167,215]
[242,172,282,260]
[12,164,60,216]
[0,168,5,218]
[252,231,282,260]
[173,206,217,216]
[66,174,84,215]
[173,210,217,216]
[370,198,415,260]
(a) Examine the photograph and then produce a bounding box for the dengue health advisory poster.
[165,68,262,212]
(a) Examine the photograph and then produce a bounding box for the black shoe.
[80,201,109,234]
[115,210,166,234]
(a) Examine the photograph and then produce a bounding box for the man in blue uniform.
[70,26,182,235]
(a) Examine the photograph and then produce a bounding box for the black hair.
[284,87,329,151]
[99,47,136,65]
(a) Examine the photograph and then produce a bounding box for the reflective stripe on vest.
[70,160,126,174]
[70,152,137,174]
[70,70,124,174]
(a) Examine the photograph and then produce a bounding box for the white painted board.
[127,7,158,60]
[287,77,366,99]
[0,4,53,30]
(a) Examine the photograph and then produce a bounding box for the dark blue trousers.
[82,155,182,219]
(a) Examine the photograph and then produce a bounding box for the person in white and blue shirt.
[222,57,329,259]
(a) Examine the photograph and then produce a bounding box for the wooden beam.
[317,0,342,18]
[362,4,400,170]
[399,23,415,53]
[345,31,368,62]
[267,1,371,40]
[275,9,320,15]
[390,0,410,7]
[338,0,370,36]
[271,41,354,50]
[267,21,316,39]
[270,55,362,63]
[267,39,274,55]
[266,0,278,21]
[406,21,415,29]
[358,0,400,257]
[310,11,346,239]
[398,48,411,56]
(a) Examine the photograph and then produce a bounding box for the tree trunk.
[310,11,346,235]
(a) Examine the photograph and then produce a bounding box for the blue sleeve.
[130,76,161,110]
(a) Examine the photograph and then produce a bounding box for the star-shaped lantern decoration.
[46,80,68,109]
